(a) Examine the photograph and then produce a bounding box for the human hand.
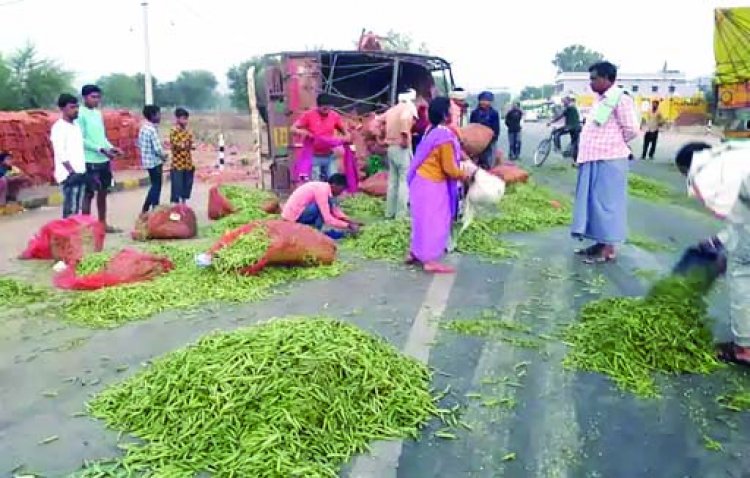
[347,223,361,235]
[698,235,723,254]
[461,160,479,176]
[110,147,124,156]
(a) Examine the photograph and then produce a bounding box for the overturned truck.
[252,50,455,195]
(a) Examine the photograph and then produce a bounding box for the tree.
[97,73,142,108]
[226,57,263,111]
[381,30,429,54]
[171,70,218,109]
[0,54,18,110]
[520,84,555,100]
[552,44,604,73]
[5,44,72,109]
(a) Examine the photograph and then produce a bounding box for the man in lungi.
[571,61,639,263]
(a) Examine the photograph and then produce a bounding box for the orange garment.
[417,143,466,182]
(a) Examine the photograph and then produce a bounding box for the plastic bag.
[20,215,105,264]
[207,219,336,275]
[132,204,197,241]
[208,185,236,220]
[489,164,529,184]
[359,171,388,197]
[53,248,174,291]
[461,170,506,233]
[460,124,494,157]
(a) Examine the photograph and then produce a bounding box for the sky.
[0,0,747,94]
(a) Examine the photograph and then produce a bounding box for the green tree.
[6,44,72,109]
[382,30,429,54]
[520,84,555,100]
[96,73,142,108]
[552,44,605,73]
[171,70,218,109]
[0,54,18,109]
[226,57,263,111]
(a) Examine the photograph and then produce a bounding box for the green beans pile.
[0,276,50,308]
[75,252,112,275]
[87,317,437,477]
[488,182,572,234]
[212,225,271,274]
[563,275,720,397]
[628,174,675,202]
[340,194,386,219]
[210,185,278,235]
[456,221,518,260]
[61,243,346,328]
[342,219,411,261]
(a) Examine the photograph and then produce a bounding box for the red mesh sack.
[208,185,236,220]
[261,197,281,214]
[489,164,530,184]
[20,215,105,264]
[132,205,197,241]
[53,248,174,291]
[460,124,494,157]
[207,219,336,275]
[359,171,388,197]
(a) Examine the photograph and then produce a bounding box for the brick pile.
[0,109,142,185]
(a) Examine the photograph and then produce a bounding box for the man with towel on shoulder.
[382,89,418,219]
[571,61,639,264]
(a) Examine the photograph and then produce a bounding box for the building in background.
[553,70,708,125]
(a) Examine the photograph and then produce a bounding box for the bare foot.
[423,262,456,274]
[404,253,419,265]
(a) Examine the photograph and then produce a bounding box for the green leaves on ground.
[340,194,385,219]
[628,174,677,202]
[342,219,411,261]
[440,308,543,349]
[62,244,346,328]
[88,317,438,477]
[0,276,50,308]
[563,275,721,397]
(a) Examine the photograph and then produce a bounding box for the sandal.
[717,342,750,368]
[574,244,604,256]
[423,262,456,274]
[583,246,616,264]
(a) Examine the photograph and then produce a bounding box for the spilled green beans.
[0,276,50,308]
[87,317,438,477]
[563,275,721,397]
[210,185,278,235]
[212,225,271,274]
[340,194,385,219]
[75,252,112,275]
[627,234,675,252]
[628,174,676,202]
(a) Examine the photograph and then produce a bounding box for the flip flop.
[716,342,750,368]
[423,262,456,274]
[583,253,616,264]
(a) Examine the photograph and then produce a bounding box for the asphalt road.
[1,128,747,478]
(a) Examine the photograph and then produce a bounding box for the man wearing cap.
[382,89,418,219]
[470,91,501,169]
[449,88,469,135]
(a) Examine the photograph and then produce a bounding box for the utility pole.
[141,0,154,105]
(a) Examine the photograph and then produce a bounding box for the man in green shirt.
[548,96,582,162]
[78,84,122,232]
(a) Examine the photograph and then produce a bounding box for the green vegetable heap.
[340,193,385,219]
[75,251,112,275]
[62,244,345,328]
[563,275,721,397]
[628,174,675,202]
[212,225,272,274]
[0,276,50,308]
[210,185,279,235]
[88,317,437,477]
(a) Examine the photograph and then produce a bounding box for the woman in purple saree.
[407,97,476,274]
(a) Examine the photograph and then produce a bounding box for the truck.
[714,7,750,139]
[250,49,456,195]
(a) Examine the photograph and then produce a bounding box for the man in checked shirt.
[169,108,195,205]
[571,61,640,264]
[137,105,168,214]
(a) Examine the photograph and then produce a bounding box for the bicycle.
[533,127,576,167]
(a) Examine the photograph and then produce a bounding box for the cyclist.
[547,96,581,162]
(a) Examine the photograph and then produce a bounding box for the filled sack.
[20,215,105,264]
[53,248,173,291]
[132,204,197,241]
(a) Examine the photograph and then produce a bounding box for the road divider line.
[348,259,459,478]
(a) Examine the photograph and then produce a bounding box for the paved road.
[1,134,748,477]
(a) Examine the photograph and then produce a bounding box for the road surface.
[1,129,747,478]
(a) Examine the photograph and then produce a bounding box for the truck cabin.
[256,50,454,194]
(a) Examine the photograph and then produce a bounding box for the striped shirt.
[577,89,639,163]
[137,122,165,169]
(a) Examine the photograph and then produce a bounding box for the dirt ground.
[2,124,749,477]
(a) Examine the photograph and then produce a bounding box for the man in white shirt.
[51,94,87,218]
